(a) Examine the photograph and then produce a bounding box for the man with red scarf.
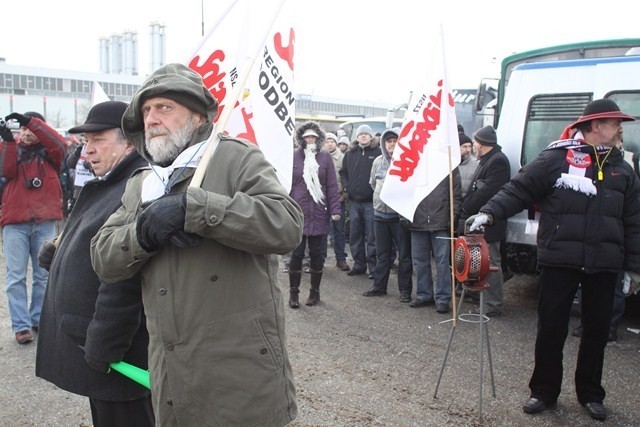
[467,99,640,421]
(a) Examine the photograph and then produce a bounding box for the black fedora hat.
[568,99,636,129]
[68,101,128,134]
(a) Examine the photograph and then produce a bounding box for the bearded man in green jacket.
[90,63,302,427]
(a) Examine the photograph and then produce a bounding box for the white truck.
[474,39,640,273]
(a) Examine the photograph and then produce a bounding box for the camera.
[26,177,42,189]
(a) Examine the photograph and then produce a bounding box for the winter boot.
[306,271,322,306]
[289,270,302,309]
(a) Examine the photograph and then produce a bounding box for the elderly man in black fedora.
[35,101,153,427]
[467,99,640,421]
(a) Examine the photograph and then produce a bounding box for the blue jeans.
[348,201,376,273]
[3,220,55,333]
[321,201,347,262]
[411,230,451,304]
[372,218,412,293]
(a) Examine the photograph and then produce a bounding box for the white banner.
[91,81,110,106]
[187,0,294,190]
[380,26,460,221]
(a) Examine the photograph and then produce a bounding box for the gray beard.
[145,117,198,165]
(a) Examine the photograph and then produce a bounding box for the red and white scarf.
[546,131,611,197]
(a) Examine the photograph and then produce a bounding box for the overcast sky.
[2,0,639,105]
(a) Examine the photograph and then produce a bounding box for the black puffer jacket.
[481,146,640,273]
[340,140,381,202]
[460,145,511,242]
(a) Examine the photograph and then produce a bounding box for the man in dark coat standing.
[467,99,640,421]
[340,125,381,277]
[459,125,511,316]
[35,101,153,427]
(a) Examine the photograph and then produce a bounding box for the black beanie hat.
[458,132,472,145]
[473,125,497,146]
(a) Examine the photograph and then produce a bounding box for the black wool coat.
[35,151,151,401]
[460,145,511,242]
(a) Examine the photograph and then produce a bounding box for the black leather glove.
[136,192,201,252]
[38,240,57,271]
[5,113,31,127]
[85,355,111,374]
[0,124,14,142]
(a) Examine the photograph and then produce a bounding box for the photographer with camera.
[0,111,66,344]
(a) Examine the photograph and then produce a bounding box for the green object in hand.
[109,361,151,389]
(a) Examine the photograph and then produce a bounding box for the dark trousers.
[372,218,412,293]
[290,235,324,272]
[529,267,616,405]
[89,395,154,427]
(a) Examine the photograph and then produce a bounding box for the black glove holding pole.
[136,192,202,252]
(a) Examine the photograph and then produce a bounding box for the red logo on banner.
[274,28,295,72]
[388,80,454,182]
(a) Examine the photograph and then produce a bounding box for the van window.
[521,94,592,165]
[607,91,640,153]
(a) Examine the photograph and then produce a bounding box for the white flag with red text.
[380,26,460,221]
[186,0,295,190]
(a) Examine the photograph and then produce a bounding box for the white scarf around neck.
[303,145,325,205]
[141,138,215,203]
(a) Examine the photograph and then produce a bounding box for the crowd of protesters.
[1,78,639,425]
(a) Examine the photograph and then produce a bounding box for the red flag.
[380,26,460,220]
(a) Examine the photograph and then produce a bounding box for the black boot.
[289,270,302,309]
[306,271,322,306]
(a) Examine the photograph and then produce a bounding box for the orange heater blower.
[453,233,499,292]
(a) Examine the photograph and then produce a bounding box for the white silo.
[122,30,138,76]
[149,22,166,72]
[99,36,110,74]
[109,33,123,74]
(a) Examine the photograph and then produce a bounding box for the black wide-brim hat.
[568,99,636,129]
[68,101,128,134]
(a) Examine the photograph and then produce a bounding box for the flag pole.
[448,145,457,327]
[189,56,256,189]
[109,361,151,389]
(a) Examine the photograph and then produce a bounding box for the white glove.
[466,213,491,232]
[331,214,341,222]
[623,271,640,295]
[623,272,631,295]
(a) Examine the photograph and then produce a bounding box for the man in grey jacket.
[90,64,303,427]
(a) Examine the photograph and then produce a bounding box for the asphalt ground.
[1,252,639,426]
